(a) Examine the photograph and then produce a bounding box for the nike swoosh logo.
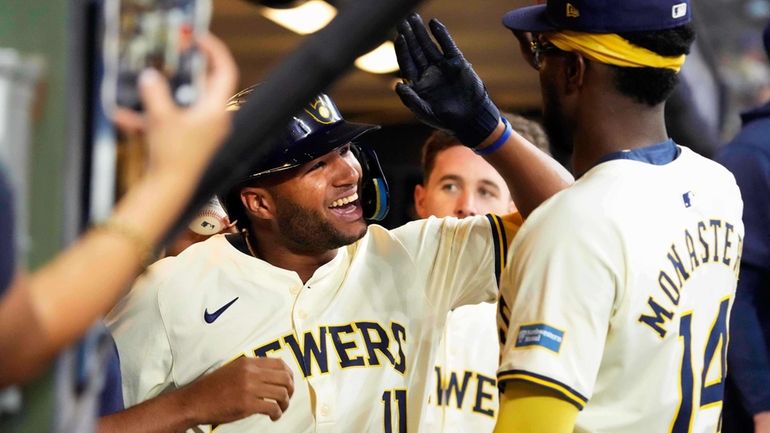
[204,297,239,324]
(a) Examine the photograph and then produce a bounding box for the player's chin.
[335,218,367,242]
[326,201,366,238]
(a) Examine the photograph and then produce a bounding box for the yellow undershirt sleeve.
[493,381,579,433]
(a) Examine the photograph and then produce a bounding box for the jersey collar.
[595,139,681,167]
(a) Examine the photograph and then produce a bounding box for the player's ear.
[563,52,586,94]
[240,187,276,220]
[414,183,429,219]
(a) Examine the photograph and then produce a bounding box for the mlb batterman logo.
[672,2,687,19]
[682,190,695,208]
[305,95,338,125]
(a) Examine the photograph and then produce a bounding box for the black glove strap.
[455,96,501,148]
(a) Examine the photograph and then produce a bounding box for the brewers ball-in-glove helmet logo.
[305,95,340,125]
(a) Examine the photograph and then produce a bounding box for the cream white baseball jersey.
[108,213,520,433]
[498,143,743,433]
[422,302,499,433]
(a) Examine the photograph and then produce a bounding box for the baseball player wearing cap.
[458,1,746,432]
[107,74,572,432]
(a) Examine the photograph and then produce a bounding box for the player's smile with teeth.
[327,189,363,223]
[329,192,359,208]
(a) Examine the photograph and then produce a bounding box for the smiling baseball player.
[107,43,571,433]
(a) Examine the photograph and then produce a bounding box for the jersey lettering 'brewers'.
[106,75,565,432]
[109,11,573,430]
[109,213,517,433]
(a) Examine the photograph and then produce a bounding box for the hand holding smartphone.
[102,0,212,112]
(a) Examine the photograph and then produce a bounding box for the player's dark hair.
[421,130,459,184]
[611,24,695,106]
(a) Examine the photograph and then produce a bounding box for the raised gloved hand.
[394,13,501,148]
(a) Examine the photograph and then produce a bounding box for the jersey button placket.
[316,399,337,432]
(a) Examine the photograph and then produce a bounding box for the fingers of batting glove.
[395,35,419,82]
[406,13,443,63]
[429,18,461,58]
[395,83,431,118]
[397,19,429,73]
[395,83,442,130]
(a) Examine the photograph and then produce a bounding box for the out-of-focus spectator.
[0,32,237,432]
[718,19,770,433]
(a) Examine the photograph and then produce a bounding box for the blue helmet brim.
[247,120,380,179]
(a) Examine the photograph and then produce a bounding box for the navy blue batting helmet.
[222,85,390,228]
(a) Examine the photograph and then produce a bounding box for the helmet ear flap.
[352,144,389,222]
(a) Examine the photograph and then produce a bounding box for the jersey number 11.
[381,389,406,433]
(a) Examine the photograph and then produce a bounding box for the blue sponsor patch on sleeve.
[515,323,564,353]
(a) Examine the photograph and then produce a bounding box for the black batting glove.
[394,14,501,148]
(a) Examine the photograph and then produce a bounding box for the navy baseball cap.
[503,0,691,33]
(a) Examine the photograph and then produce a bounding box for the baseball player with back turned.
[107,23,573,432]
[441,0,747,432]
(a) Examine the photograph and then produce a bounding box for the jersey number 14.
[670,298,729,433]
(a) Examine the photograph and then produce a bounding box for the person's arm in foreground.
[98,357,294,433]
[394,14,573,217]
[0,33,238,387]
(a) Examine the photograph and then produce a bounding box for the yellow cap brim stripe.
[548,31,686,72]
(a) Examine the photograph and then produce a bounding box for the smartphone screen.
[102,0,212,112]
